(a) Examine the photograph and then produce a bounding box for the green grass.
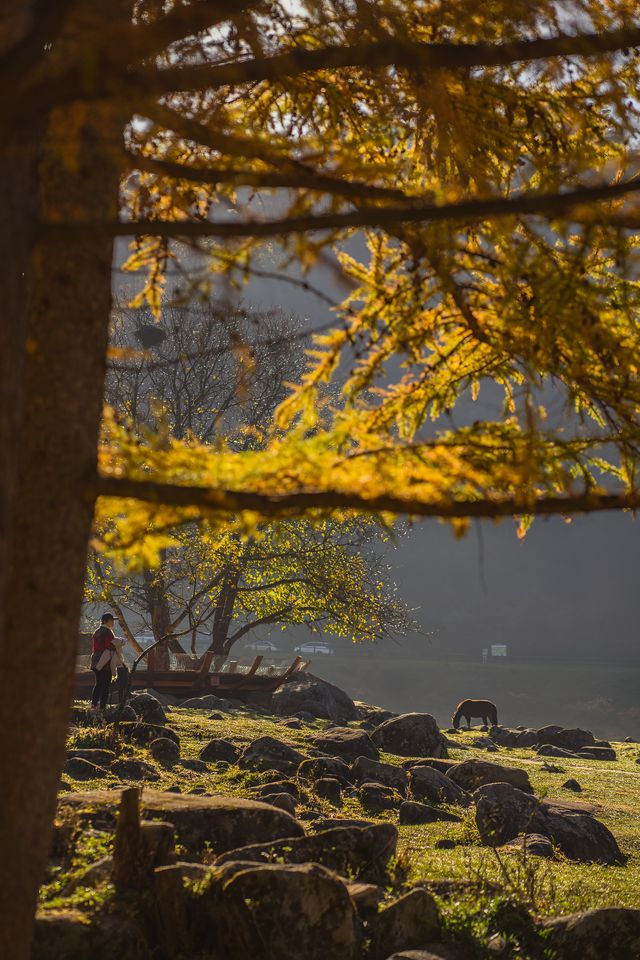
[56,705,640,921]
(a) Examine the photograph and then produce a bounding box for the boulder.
[272,672,358,723]
[471,737,498,752]
[372,714,447,758]
[129,693,167,725]
[542,908,640,960]
[386,948,475,960]
[399,802,461,826]
[313,727,379,762]
[179,694,232,710]
[118,722,179,747]
[149,737,180,765]
[252,780,301,801]
[447,759,532,793]
[474,782,625,865]
[260,792,297,816]
[368,889,440,960]
[409,766,468,806]
[351,756,408,794]
[501,833,555,859]
[66,748,116,767]
[562,779,582,792]
[298,756,353,784]
[179,759,210,772]
[215,822,398,883]
[536,726,596,751]
[537,744,579,759]
[59,790,303,857]
[104,704,137,722]
[359,782,399,811]
[315,777,343,804]
[514,729,539,748]
[199,738,240,763]
[110,758,160,782]
[354,701,397,726]
[32,911,147,960]
[238,736,304,773]
[345,880,383,917]
[63,758,109,780]
[194,861,358,960]
[578,746,617,761]
[404,758,455,775]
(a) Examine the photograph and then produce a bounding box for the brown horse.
[451,698,498,729]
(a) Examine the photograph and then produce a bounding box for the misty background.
[111,238,640,739]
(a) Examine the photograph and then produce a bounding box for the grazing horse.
[452,698,498,729]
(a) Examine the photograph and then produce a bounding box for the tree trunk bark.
[0,98,122,959]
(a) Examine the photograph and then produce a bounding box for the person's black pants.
[91,666,112,708]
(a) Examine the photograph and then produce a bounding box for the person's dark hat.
[101,612,117,623]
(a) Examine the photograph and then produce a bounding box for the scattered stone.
[129,692,167,725]
[208,712,224,721]
[60,855,114,895]
[351,756,408,794]
[118,722,180,747]
[278,717,303,729]
[103,704,137,722]
[272,672,358,723]
[434,839,456,849]
[66,748,117,767]
[261,792,297,816]
[359,781,399,811]
[309,818,376,831]
[404,758,455,775]
[536,726,596,752]
[577,746,617,761]
[542,907,640,960]
[354,701,397,726]
[368,888,440,960]
[399,801,461,825]
[179,695,231,710]
[238,736,304,773]
[447,759,532,793]
[149,737,180,765]
[197,861,358,960]
[179,759,210,772]
[59,789,304,857]
[540,762,563,773]
[315,777,343,804]
[409,766,468,806]
[110,758,161,782]
[471,737,498,751]
[386,947,475,960]
[63,757,109,780]
[372,713,448,758]
[313,727,379,762]
[166,784,182,793]
[253,780,301,801]
[501,833,555,859]
[474,782,625,865]
[215,822,398,882]
[562,779,583,792]
[537,744,580,759]
[199,738,240,763]
[344,880,382,917]
[298,755,353,784]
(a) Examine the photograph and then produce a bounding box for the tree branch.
[224,606,294,650]
[132,25,640,97]
[135,1,259,60]
[92,474,640,520]
[48,174,640,240]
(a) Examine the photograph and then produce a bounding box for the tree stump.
[112,787,144,890]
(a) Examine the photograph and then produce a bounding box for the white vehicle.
[245,639,280,653]
[135,632,155,648]
[294,640,334,655]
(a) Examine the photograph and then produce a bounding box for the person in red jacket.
[90,613,120,711]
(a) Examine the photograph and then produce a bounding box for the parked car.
[294,640,334,655]
[135,632,155,648]
[245,639,280,653]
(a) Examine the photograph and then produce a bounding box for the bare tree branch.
[92,475,640,519]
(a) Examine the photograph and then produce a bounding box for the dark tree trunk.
[210,573,240,656]
[0,98,123,959]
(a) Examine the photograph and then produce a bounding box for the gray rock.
[536,726,596,752]
[372,714,448,758]
[60,789,304,857]
[309,818,376,831]
[66,748,116,767]
[179,758,210,772]
[434,839,456,849]
[199,738,240,763]
[298,755,353,784]
[253,780,300,801]
[399,801,461,825]
[474,782,625,865]
[447,759,532,793]
[368,888,440,960]
[359,781,399,811]
[313,727,379,762]
[63,757,109,780]
[537,744,580,759]
[260,792,297,816]
[386,947,475,960]
[179,694,231,710]
[103,704,137,722]
[118,721,179,747]
[542,907,640,960]
[149,737,180,765]
[215,822,398,883]
[272,672,358,723]
[315,777,343,804]
[196,861,358,960]
[238,736,304,773]
[110,758,160,782]
[562,779,582,792]
[409,766,468,806]
[60,855,113,895]
[501,833,555,858]
[577,746,617,761]
[351,756,408,794]
[129,693,167,725]
[404,758,455,775]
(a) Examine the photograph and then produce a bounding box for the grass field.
[50,703,640,931]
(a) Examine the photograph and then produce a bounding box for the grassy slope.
[57,706,640,920]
